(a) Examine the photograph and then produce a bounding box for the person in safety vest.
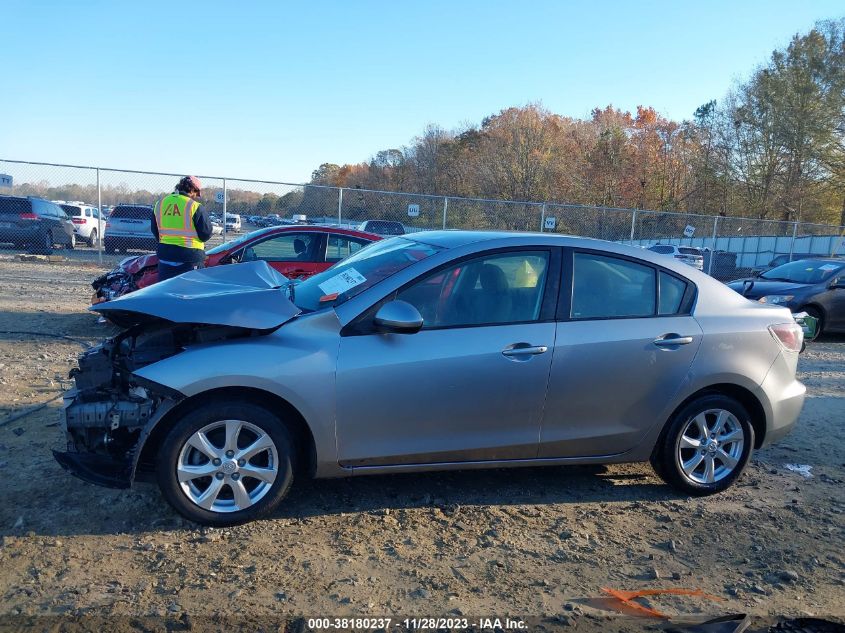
[151,176,213,281]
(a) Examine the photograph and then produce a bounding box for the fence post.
[337,188,343,226]
[788,222,798,262]
[539,203,546,232]
[222,178,227,242]
[96,168,102,265]
[442,196,448,230]
[629,209,637,244]
[707,216,719,276]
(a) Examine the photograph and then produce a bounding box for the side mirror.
[830,278,845,290]
[374,300,423,334]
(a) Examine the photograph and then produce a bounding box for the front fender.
[132,310,341,471]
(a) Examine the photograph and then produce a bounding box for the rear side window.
[572,253,656,319]
[659,272,688,315]
[649,245,673,254]
[678,247,701,255]
[111,205,153,220]
[0,197,32,215]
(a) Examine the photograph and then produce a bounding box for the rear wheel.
[156,400,295,526]
[30,230,54,255]
[67,232,76,250]
[651,394,754,495]
[88,229,98,248]
[105,241,116,254]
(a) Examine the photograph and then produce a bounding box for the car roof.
[226,224,382,243]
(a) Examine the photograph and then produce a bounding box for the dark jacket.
[151,195,213,264]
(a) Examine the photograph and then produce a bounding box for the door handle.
[653,334,694,347]
[502,343,548,357]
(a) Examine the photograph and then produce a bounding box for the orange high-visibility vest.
[154,193,204,250]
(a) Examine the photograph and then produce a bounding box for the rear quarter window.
[659,272,689,315]
[678,247,701,255]
[649,245,673,254]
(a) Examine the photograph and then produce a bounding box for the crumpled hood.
[91,261,300,329]
[118,253,159,275]
[727,278,811,299]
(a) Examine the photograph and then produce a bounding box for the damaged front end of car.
[91,254,159,303]
[55,261,300,488]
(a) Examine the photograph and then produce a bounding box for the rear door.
[322,234,374,274]
[539,250,702,457]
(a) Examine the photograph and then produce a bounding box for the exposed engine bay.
[57,322,259,487]
[55,260,300,487]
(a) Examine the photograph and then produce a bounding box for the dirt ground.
[0,258,843,631]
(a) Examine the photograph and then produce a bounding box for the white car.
[224,213,242,232]
[647,244,704,270]
[56,201,103,247]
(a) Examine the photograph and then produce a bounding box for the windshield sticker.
[318,268,366,296]
[819,264,839,272]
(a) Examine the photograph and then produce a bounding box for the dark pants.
[157,260,205,282]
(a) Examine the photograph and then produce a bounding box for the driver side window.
[241,233,320,262]
[396,251,550,329]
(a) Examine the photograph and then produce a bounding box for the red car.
[92,225,381,302]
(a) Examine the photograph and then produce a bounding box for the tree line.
[308,19,845,226]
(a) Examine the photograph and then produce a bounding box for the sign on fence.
[683,224,696,238]
[0,174,12,188]
[407,204,420,217]
[544,216,557,230]
[215,191,226,203]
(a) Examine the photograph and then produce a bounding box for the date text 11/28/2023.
[307,617,527,630]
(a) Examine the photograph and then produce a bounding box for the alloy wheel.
[677,409,745,484]
[176,419,279,513]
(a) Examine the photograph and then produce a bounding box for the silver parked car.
[55,232,805,525]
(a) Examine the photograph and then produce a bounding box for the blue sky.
[1,0,842,184]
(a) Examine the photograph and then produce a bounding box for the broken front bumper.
[53,384,175,489]
[52,449,133,489]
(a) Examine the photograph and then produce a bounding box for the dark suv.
[0,195,76,254]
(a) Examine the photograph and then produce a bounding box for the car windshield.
[760,259,844,283]
[293,237,443,312]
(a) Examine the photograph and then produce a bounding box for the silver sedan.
[55,231,806,525]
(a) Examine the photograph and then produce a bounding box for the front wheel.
[651,395,754,495]
[156,400,295,526]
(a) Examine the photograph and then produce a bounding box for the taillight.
[19,212,38,220]
[72,218,85,224]
[105,222,111,229]
[768,323,803,353]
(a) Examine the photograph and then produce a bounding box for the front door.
[335,249,558,466]
[241,232,325,278]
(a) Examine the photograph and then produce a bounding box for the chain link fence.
[1,158,843,281]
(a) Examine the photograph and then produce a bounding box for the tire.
[105,241,116,254]
[800,306,823,342]
[30,230,54,255]
[156,400,295,526]
[651,394,754,496]
[67,232,76,250]
[88,230,98,248]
